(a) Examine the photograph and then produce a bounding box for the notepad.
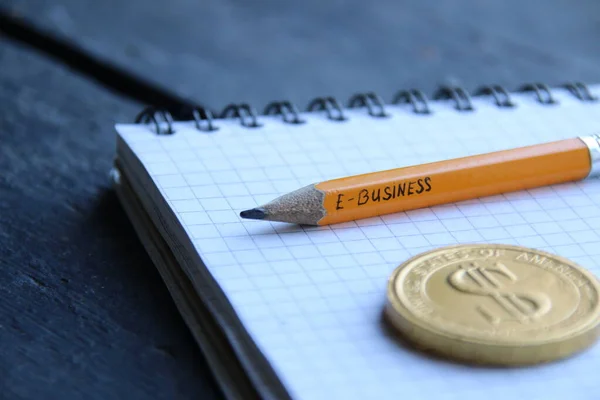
[113,84,600,400]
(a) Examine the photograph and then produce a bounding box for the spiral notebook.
[112,83,600,400]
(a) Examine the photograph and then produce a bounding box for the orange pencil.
[240,135,600,225]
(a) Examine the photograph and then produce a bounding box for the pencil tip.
[240,207,267,220]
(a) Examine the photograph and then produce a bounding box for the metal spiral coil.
[263,101,305,124]
[220,103,262,128]
[433,86,474,111]
[392,89,431,114]
[190,107,219,132]
[563,82,598,102]
[306,96,347,121]
[474,85,515,108]
[347,92,389,118]
[134,82,596,133]
[134,107,175,134]
[519,83,557,104]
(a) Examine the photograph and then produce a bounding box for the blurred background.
[1,1,600,399]
[4,0,600,110]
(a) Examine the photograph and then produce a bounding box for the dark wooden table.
[2,1,600,398]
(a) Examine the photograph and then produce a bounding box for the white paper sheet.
[117,85,600,400]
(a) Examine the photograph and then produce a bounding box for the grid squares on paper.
[118,87,600,400]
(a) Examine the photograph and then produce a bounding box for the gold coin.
[384,244,600,365]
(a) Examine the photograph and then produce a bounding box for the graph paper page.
[117,86,600,400]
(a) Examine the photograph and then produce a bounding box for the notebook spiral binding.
[135,82,597,135]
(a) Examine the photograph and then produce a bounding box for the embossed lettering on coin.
[385,244,600,365]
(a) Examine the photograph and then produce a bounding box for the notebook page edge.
[114,134,293,400]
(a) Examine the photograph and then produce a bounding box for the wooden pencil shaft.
[316,137,590,225]
[243,136,597,225]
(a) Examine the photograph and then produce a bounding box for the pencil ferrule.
[580,134,600,178]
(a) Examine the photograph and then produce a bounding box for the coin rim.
[385,243,600,365]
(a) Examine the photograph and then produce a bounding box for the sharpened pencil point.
[240,208,267,220]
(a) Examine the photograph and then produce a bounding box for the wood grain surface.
[1,0,600,399]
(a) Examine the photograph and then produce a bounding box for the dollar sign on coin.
[447,261,551,325]
[384,244,600,365]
